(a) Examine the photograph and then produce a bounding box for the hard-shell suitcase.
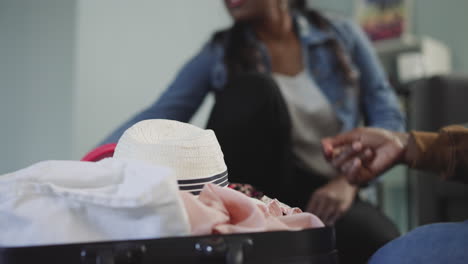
[0,145,338,263]
[0,227,337,264]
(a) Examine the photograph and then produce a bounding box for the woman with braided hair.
[100,1,405,262]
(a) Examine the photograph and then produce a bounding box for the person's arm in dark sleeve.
[99,43,217,145]
[409,125,468,184]
[346,21,406,132]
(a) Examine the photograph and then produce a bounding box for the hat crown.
[114,120,228,194]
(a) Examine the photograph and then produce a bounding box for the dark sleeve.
[99,43,217,145]
[345,21,406,132]
[411,125,468,184]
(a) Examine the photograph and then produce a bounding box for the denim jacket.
[101,13,405,145]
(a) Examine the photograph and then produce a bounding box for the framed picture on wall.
[355,0,412,42]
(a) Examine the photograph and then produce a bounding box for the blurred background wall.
[0,0,230,174]
[73,0,230,160]
[0,0,76,173]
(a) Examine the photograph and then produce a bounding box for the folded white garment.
[0,158,190,246]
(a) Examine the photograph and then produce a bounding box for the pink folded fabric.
[180,184,324,235]
[260,196,304,216]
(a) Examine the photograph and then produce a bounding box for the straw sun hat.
[114,119,229,195]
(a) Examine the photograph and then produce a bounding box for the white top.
[273,70,342,178]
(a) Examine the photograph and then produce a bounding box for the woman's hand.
[321,127,410,185]
[306,176,358,226]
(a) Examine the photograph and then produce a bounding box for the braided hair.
[213,0,357,86]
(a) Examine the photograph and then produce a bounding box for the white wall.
[0,0,231,173]
[0,0,76,174]
[307,0,354,16]
[73,0,231,158]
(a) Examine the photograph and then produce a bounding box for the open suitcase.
[0,227,337,264]
[0,146,338,264]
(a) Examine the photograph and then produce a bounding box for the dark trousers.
[206,73,400,264]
